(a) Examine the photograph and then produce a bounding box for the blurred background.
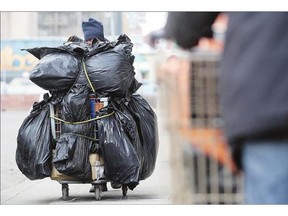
[1,12,167,109]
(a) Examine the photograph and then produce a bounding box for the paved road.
[1,109,172,205]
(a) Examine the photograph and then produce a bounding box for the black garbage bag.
[60,84,94,136]
[16,100,53,180]
[78,35,141,98]
[24,43,87,60]
[111,34,140,95]
[52,133,92,182]
[51,84,94,182]
[61,41,88,56]
[81,52,135,97]
[23,47,63,60]
[28,50,81,92]
[112,34,135,64]
[126,94,159,180]
[61,84,91,121]
[97,109,140,190]
[111,101,144,177]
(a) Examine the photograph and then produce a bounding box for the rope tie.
[50,111,115,125]
[82,59,96,93]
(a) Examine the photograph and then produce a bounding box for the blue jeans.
[242,140,288,204]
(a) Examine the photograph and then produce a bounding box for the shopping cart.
[49,97,128,200]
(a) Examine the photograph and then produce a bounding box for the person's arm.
[164,12,220,49]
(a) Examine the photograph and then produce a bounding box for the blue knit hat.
[82,18,105,41]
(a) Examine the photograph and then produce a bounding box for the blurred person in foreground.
[157,12,288,204]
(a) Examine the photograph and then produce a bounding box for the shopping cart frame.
[49,103,128,200]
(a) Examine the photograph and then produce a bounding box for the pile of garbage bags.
[16,34,159,190]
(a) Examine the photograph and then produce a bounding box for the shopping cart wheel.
[94,186,102,200]
[62,183,69,200]
[122,185,128,197]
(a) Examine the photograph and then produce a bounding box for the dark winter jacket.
[165,12,288,167]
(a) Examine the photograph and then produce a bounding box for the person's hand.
[85,39,94,46]
[67,35,84,43]
[144,29,165,48]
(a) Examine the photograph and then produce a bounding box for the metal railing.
[157,50,244,204]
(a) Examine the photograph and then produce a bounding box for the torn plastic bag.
[52,133,92,182]
[23,47,64,60]
[60,84,94,136]
[97,109,140,190]
[16,100,53,180]
[28,50,81,92]
[24,43,87,61]
[126,94,159,180]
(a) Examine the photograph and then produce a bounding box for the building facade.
[1,12,123,40]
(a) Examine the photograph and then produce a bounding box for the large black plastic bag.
[16,100,53,180]
[77,35,141,97]
[97,109,140,190]
[29,51,81,92]
[81,51,136,97]
[52,84,94,182]
[60,84,93,136]
[61,84,91,121]
[113,35,135,64]
[52,133,92,182]
[126,94,159,180]
[112,101,144,177]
